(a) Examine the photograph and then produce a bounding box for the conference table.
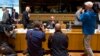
[9,28,100,51]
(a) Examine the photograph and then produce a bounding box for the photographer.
[78,1,97,56]
[26,21,45,56]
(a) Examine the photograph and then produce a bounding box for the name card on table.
[15,28,28,33]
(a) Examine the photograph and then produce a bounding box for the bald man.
[55,23,61,31]
[46,16,58,29]
[22,6,30,28]
[48,23,68,56]
[79,1,97,56]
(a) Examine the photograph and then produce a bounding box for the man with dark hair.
[11,9,19,24]
[26,21,45,56]
[74,6,82,25]
[48,23,68,56]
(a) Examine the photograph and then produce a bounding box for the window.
[20,0,100,13]
[0,0,19,13]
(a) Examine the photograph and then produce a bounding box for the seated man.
[46,16,58,29]
[48,23,69,56]
[26,21,45,56]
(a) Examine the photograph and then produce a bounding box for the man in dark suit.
[96,8,100,30]
[48,23,68,56]
[11,9,19,24]
[22,6,30,28]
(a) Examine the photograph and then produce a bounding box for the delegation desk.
[9,29,100,51]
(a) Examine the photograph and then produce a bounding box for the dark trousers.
[28,49,44,56]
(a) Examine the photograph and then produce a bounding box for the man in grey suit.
[0,7,9,42]
[2,7,9,24]
[74,6,82,25]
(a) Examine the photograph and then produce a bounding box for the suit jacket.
[2,12,9,24]
[46,20,58,29]
[48,32,68,56]
[22,11,30,28]
[74,10,82,25]
[22,11,30,24]
[12,12,19,19]
[96,14,100,24]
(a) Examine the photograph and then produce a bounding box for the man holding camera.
[79,1,97,56]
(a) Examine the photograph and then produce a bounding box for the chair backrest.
[61,24,66,29]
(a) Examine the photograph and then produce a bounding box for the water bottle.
[67,21,72,32]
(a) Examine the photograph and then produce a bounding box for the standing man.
[48,23,68,56]
[96,8,100,31]
[6,9,12,25]
[2,7,9,24]
[79,1,97,56]
[26,21,45,56]
[11,9,19,24]
[74,6,82,25]
[0,7,9,42]
[22,6,30,28]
